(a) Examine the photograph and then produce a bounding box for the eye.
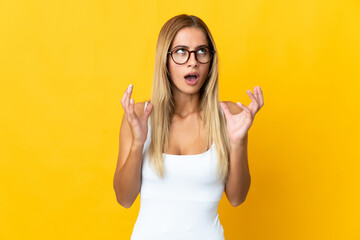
[197,48,207,55]
[175,48,186,54]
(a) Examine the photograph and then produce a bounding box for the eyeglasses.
[167,47,215,65]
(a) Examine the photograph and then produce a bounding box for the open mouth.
[184,74,199,81]
[184,72,199,85]
[184,73,199,86]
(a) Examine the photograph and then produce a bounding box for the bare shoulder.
[221,100,243,115]
[133,100,150,118]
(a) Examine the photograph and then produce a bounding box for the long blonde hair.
[148,14,230,183]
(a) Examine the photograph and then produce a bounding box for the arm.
[113,100,149,208]
[220,87,263,207]
[113,140,144,208]
[225,134,251,207]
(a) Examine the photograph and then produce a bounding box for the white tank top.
[130,102,226,240]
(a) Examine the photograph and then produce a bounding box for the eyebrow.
[172,44,209,49]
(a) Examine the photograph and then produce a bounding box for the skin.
[114,26,264,208]
[167,27,210,118]
[165,27,212,153]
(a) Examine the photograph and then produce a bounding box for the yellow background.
[1,0,359,239]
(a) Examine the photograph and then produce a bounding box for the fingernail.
[130,99,134,104]
[128,84,132,92]
[237,102,242,106]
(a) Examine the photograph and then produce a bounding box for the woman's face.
[167,27,211,96]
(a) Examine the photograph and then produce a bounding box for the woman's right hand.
[121,84,153,147]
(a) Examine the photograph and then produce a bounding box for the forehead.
[171,27,209,48]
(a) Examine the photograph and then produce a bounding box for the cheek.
[168,62,181,79]
[201,65,211,79]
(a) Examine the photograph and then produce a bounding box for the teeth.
[185,75,197,78]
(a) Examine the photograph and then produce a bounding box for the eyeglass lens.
[171,48,212,64]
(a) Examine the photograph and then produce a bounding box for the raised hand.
[219,86,264,145]
[121,84,153,146]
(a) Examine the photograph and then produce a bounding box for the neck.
[172,89,201,118]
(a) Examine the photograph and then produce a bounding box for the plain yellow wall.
[1,0,359,239]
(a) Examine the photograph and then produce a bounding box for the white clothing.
[130,102,225,240]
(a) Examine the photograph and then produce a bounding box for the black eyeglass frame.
[167,47,216,65]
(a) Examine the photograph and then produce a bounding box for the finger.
[237,102,253,117]
[128,97,137,121]
[121,84,130,108]
[237,102,248,111]
[246,89,259,106]
[125,84,133,114]
[121,85,129,102]
[142,102,153,120]
[219,101,231,118]
[253,86,260,102]
[121,91,128,111]
[257,86,264,106]
[246,89,260,114]
[253,87,262,110]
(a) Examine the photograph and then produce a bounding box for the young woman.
[113,14,264,239]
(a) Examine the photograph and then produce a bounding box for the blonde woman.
[113,14,264,239]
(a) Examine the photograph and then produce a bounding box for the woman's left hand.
[220,86,264,145]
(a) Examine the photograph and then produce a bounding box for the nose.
[187,51,198,67]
